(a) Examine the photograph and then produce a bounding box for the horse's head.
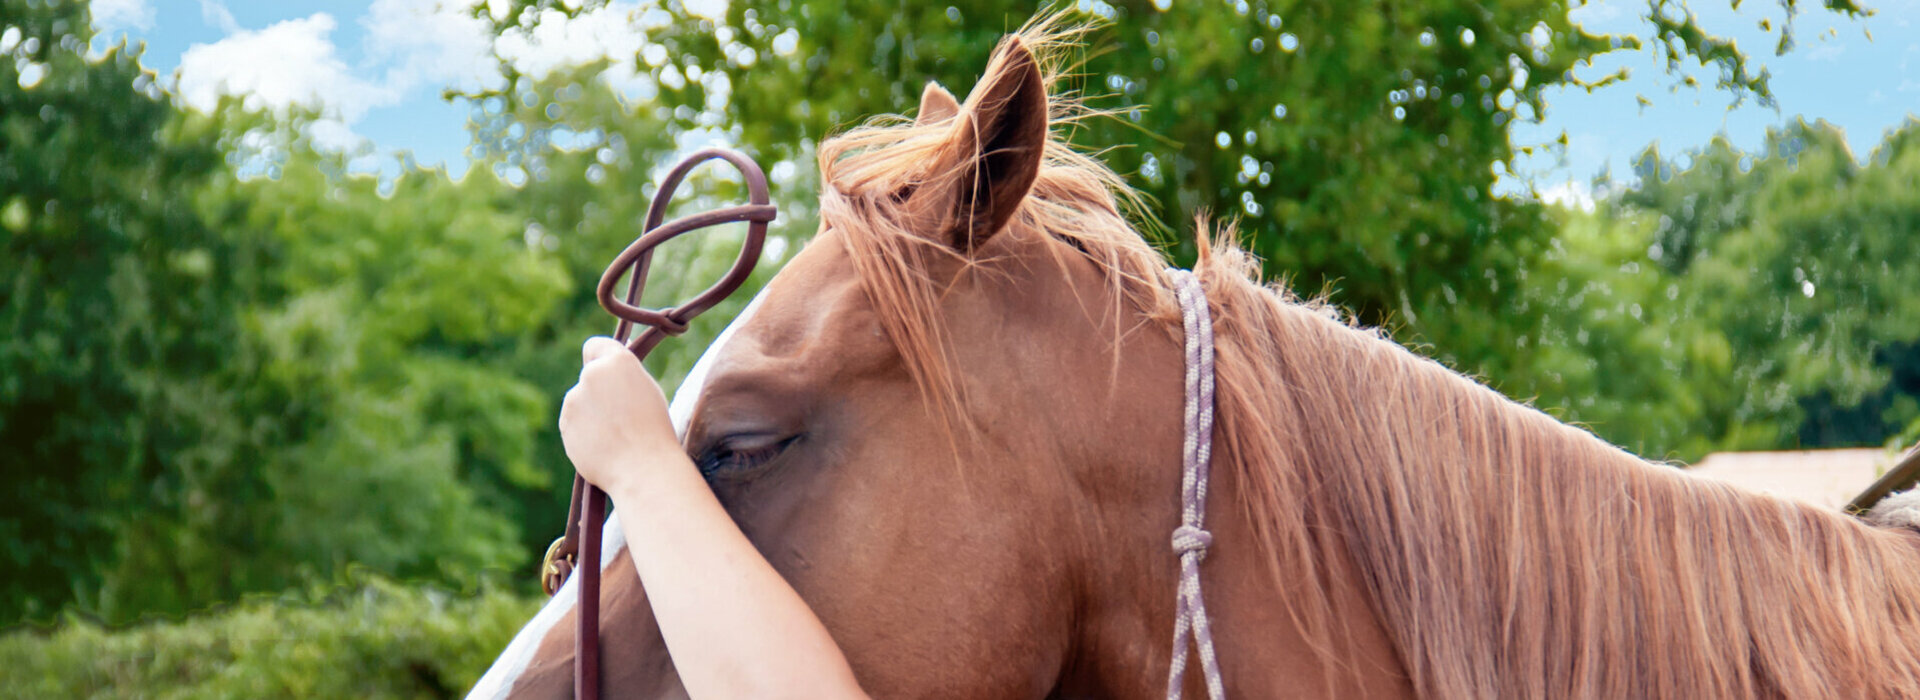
[681,32,1198,695]
[501,25,1406,699]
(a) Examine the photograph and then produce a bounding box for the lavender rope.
[1165,268,1225,700]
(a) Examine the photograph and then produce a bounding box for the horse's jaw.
[501,543,687,698]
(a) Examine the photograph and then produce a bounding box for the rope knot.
[1171,525,1213,557]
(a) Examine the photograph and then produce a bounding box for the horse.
[470,20,1920,699]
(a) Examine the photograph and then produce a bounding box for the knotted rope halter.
[539,147,774,700]
[1166,267,1225,700]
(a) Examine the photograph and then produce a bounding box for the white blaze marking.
[467,290,769,699]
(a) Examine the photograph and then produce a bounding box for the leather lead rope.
[540,147,774,700]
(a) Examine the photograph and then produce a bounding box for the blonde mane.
[1203,244,1920,697]
[815,17,1920,699]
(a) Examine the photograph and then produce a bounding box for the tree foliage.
[1516,120,1920,458]
[3,2,558,626]
[2,0,251,624]
[0,574,540,699]
[470,0,1863,384]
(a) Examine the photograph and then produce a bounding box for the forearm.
[610,454,865,699]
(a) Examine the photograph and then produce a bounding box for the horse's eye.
[694,433,799,478]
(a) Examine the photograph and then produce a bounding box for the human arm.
[559,336,866,699]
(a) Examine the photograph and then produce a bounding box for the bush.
[0,576,542,699]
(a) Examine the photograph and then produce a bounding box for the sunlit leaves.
[1519,120,1920,458]
[476,0,1859,400]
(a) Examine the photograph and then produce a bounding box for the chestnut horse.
[472,23,1920,699]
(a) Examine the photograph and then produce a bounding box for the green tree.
[1646,121,1920,453]
[0,0,254,624]
[1514,120,1920,459]
[1,1,570,626]
[186,126,569,609]
[0,574,542,699]
[470,0,1864,388]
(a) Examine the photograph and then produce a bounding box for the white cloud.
[175,0,660,158]
[682,0,728,21]
[486,0,514,23]
[306,117,368,153]
[178,0,650,118]
[361,0,661,98]
[177,14,394,120]
[362,0,505,96]
[91,0,155,33]
[198,0,241,34]
[1538,179,1599,213]
[493,4,649,80]
[178,2,515,114]
[1567,0,1628,32]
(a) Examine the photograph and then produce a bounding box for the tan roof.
[1685,448,1897,510]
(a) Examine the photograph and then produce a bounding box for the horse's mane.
[815,16,1920,699]
[1202,247,1920,697]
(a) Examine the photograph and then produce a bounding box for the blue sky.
[89,0,507,174]
[87,0,1919,204]
[1513,1,1920,204]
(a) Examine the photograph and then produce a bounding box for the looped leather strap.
[542,147,773,700]
[594,149,776,359]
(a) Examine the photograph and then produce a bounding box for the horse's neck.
[1053,295,1415,698]
[1055,437,1416,698]
[1190,439,1419,698]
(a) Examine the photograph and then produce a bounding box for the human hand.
[558,336,689,497]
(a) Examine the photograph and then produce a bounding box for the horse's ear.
[916,81,959,125]
[912,38,1048,252]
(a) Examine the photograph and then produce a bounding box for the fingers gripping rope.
[1165,268,1226,700]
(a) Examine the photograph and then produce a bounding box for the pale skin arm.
[559,336,866,700]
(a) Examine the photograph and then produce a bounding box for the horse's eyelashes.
[697,434,801,478]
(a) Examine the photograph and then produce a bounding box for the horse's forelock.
[812,13,1176,450]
